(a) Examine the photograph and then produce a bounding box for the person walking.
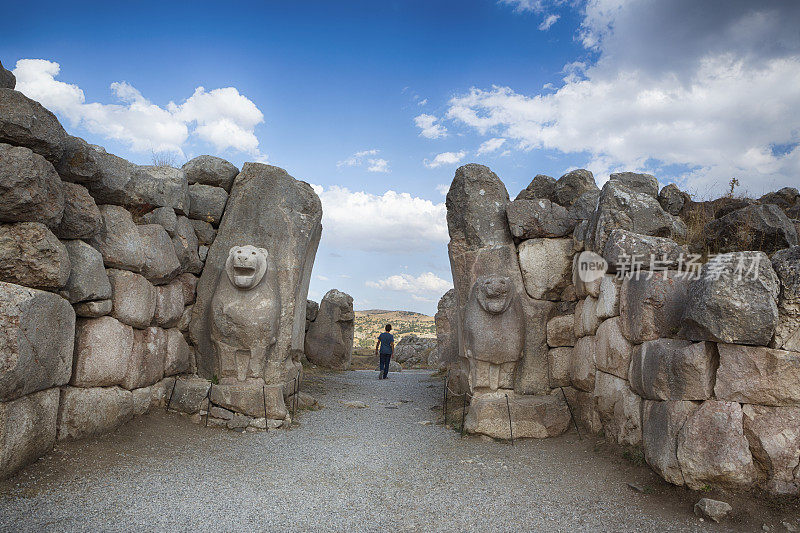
[375,324,394,380]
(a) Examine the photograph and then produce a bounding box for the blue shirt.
[378,332,394,355]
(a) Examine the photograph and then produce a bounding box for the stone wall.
[0,71,321,478]
[439,163,800,497]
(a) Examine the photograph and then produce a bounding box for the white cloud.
[499,0,543,13]
[337,149,389,172]
[312,185,448,253]
[414,113,447,139]
[445,1,800,196]
[316,275,330,281]
[418,98,428,106]
[13,59,265,158]
[538,13,560,30]
[477,137,506,155]
[366,272,452,295]
[424,151,467,168]
[435,184,450,195]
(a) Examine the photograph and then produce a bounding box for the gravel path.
[0,370,791,532]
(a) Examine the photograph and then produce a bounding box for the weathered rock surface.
[164,328,191,376]
[132,386,152,416]
[547,347,572,387]
[630,340,717,400]
[596,275,621,320]
[574,296,600,338]
[190,163,322,387]
[642,400,700,485]
[305,289,355,370]
[609,172,659,198]
[182,155,239,191]
[305,299,319,331]
[602,229,687,273]
[0,61,15,90]
[694,498,732,523]
[73,299,112,318]
[594,317,633,379]
[516,174,556,201]
[518,238,573,300]
[0,89,67,163]
[507,199,574,239]
[188,183,228,225]
[570,336,596,392]
[658,184,689,215]
[89,205,145,272]
[465,394,570,439]
[153,280,184,328]
[189,218,217,245]
[562,386,603,433]
[715,344,800,406]
[122,327,166,390]
[676,400,756,490]
[131,166,190,215]
[54,182,102,239]
[620,270,688,343]
[168,376,211,414]
[0,143,64,227]
[57,386,134,440]
[567,190,601,222]
[71,316,133,387]
[761,187,800,210]
[771,246,800,352]
[680,252,778,345]
[137,224,182,285]
[0,388,59,478]
[435,289,458,369]
[137,206,177,236]
[593,370,642,445]
[59,240,112,303]
[107,269,156,329]
[0,222,71,290]
[171,216,203,275]
[546,314,575,348]
[176,273,198,306]
[553,169,598,207]
[706,203,798,254]
[210,383,287,419]
[393,334,437,366]
[742,404,800,495]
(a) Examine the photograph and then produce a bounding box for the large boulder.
[176,272,198,306]
[547,347,572,387]
[190,163,322,386]
[629,340,717,400]
[594,316,633,379]
[182,155,239,191]
[506,199,574,239]
[0,282,74,402]
[714,344,800,406]
[742,404,800,495]
[680,251,779,345]
[0,388,59,479]
[546,314,575,348]
[608,172,659,198]
[619,270,689,343]
[553,169,598,207]
[137,206,177,236]
[73,299,112,318]
[516,174,556,201]
[464,394,570,439]
[518,238,573,300]
[305,289,355,369]
[305,299,319,331]
[59,239,112,304]
[57,386,134,440]
[209,383,287,419]
[137,224,181,285]
[434,289,458,369]
[171,216,203,275]
[54,182,102,239]
[0,143,64,228]
[596,274,621,320]
[585,180,686,253]
[89,205,145,272]
[71,316,133,387]
[760,187,800,211]
[393,334,437,366]
[164,328,191,376]
[188,183,228,225]
[602,229,687,273]
[189,218,217,245]
[771,246,800,351]
[567,190,601,222]
[642,400,701,485]
[0,60,15,90]
[705,203,798,254]
[676,400,756,490]
[0,88,67,163]
[574,296,600,338]
[0,222,71,290]
[107,269,156,329]
[658,184,689,215]
[152,279,184,328]
[570,335,596,392]
[122,327,166,390]
[130,166,190,215]
[593,370,642,446]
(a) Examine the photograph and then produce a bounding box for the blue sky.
[4,1,799,314]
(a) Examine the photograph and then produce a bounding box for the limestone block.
[188,183,228,225]
[210,382,287,419]
[465,394,570,439]
[602,229,687,273]
[168,376,211,414]
[561,386,602,434]
[642,400,700,485]
[172,216,203,275]
[137,224,181,285]
[0,281,74,402]
[121,327,166,390]
[770,246,800,352]
[0,222,71,290]
[593,371,642,446]
[676,400,756,490]
[132,386,152,416]
[680,251,778,346]
[176,273,198,306]
[164,328,191,376]
[305,289,356,370]
[153,279,184,328]
[0,88,67,163]
[189,218,217,245]
[620,270,688,343]
[574,296,599,338]
[59,239,112,304]
[182,155,239,191]
[546,314,575,347]
[518,238,574,300]
[107,269,156,328]
[435,289,458,369]
[516,174,555,201]
[177,305,192,332]
[0,388,59,479]
[572,253,602,299]
[714,344,800,406]
[629,339,717,401]
[73,299,112,318]
[0,143,64,228]
[137,206,177,236]
[129,166,190,215]
[553,169,598,207]
[595,274,621,320]
[57,386,134,440]
[89,205,144,272]
[609,172,659,198]
[570,336,596,392]
[506,199,574,239]
[742,404,800,495]
[547,347,572,387]
[706,204,798,255]
[658,184,688,215]
[594,317,633,380]
[54,182,102,239]
[71,316,133,387]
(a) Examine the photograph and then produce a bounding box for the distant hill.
[353,309,435,350]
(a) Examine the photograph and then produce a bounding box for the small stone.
[693,498,732,523]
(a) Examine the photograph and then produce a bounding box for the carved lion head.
[475,275,514,314]
[225,245,269,290]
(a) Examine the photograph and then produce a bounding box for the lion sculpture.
[210,245,280,383]
[463,274,525,392]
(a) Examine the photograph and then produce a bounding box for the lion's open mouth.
[233,265,256,277]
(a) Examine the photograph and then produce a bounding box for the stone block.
[506,198,574,239]
[54,182,102,239]
[188,183,228,225]
[570,335,596,392]
[171,216,203,275]
[742,404,800,495]
[73,299,112,318]
[0,143,64,228]
[620,270,688,343]
[518,238,573,300]
[121,327,166,390]
[176,273,198,305]
[210,382,287,419]
[89,205,144,272]
[642,400,700,485]
[0,388,59,479]
[153,279,184,328]
[59,239,112,304]
[629,339,717,401]
[0,88,67,163]
[715,344,800,406]
[602,229,687,273]
[574,296,599,338]
[107,269,156,328]
[0,222,71,290]
[594,317,633,379]
[189,218,216,245]
[561,386,602,433]
[547,347,572,387]
[464,394,570,439]
[593,371,641,445]
[57,386,133,440]
[595,275,621,320]
[71,316,133,387]
[182,155,238,191]
[164,328,191,376]
[132,386,152,416]
[137,224,181,285]
[546,314,575,347]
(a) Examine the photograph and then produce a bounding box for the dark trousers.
[379,355,391,378]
